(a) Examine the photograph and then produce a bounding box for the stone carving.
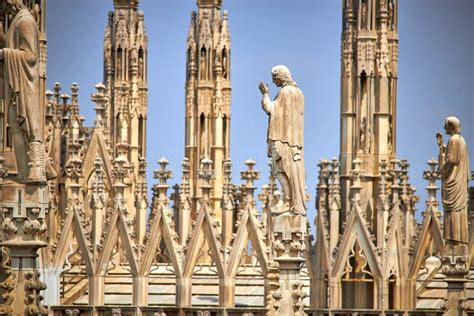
[361,0,368,30]
[0,0,54,183]
[24,270,47,315]
[200,47,207,80]
[0,266,15,313]
[437,117,470,247]
[259,65,306,215]
[65,309,80,316]
[388,0,395,30]
[440,255,468,276]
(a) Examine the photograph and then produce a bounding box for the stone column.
[0,156,48,315]
[440,256,469,316]
[271,204,307,315]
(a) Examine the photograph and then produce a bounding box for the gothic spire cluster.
[0,0,472,315]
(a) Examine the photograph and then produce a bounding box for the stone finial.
[316,159,330,211]
[240,159,260,207]
[198,158,214,201]
[223,158,232,183]
[423,159,439,205]
[389,159,402,203]
[53,82,61,103]
[377,159,390,211]
[180,158,191,197]
[223,158,233,196]
[317,159,330,190]
[70,83,79,105]
[45,89,54,116]
[423,159,439,189]
[389,159,402,185]
[92,157,106,208]
[349,158,364,210]
[241,159,260,189]
[198,158,214,186]
[60,92,70,120]
[181,157,191,178]
[138,157,147,176]
[153,157,172,186]
[328,158,341,212]
[91,82,108,128]
[112,156,130,188]
[268,159,277,195]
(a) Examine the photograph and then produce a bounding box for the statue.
[259,65,306,215]
[361,0,368,30]
[0,0,53,183]
[200,47,207,80]
[437,116,470,247]
[388,0,395,30]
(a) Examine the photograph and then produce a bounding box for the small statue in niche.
[388,0,395,30]
[387,118,393,153]
[116,52,122,79]
[259,65,306,216]
[222,47,228,79]
[361,0,368,30]
[359,117,367,153]
[138,55,144,80]
[200,47,207,80]
[130,44,138,68]
[437,117,470,250]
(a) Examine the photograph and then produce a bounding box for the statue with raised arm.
[0,0,52,183]
[259,65,306,216]
[437,116,470,247]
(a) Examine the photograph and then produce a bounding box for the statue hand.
[292,147,302,161]
[436,132,444,146]
[259,81,269,95]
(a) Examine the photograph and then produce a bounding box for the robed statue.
[0,0,53,183]
[437,116,470,245]
[259,65,306,215]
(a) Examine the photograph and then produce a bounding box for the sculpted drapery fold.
[438,117,470,245]
[260,65,306,215]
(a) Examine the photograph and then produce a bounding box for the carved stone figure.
[437,117,470,245]
[200,47,207,80]
[131,43,138,67]
[222,47,228,79]
[361,0,368,30]
[388,0,395,30]
[259,65,306,215]
[0,0,51,182]
[138,55,144,80]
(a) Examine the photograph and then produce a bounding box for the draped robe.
[3,8,40,143]
[439,133,470,244]
[262,84,306,214]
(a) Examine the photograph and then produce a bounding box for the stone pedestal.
[271,209,307,316]
[0,181,48,315]
[440,255,469,316]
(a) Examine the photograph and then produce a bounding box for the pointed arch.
[408,208,443,279]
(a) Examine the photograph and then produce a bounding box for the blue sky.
[47,0,473,228]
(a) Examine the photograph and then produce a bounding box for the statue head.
[2,0,26,15]
[271,65,297,88]
[444,116,461,136]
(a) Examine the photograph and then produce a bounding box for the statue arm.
[439,138,459,178]
[3,19,37,65]
[261,92,274,115]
